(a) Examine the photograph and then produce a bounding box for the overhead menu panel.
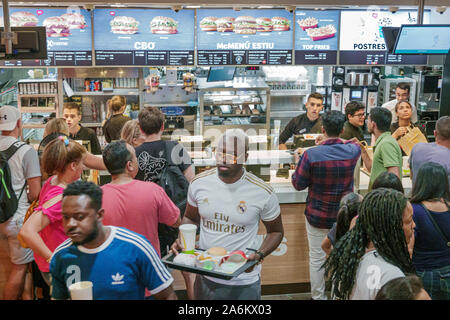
[0,7,93,66]
[197,9,294,65]
[294,9,340,65]
[339,10,429,65]
[93,8,194,66]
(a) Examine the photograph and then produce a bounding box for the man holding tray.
[171,129,284,300]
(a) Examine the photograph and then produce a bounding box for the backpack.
[0,141,26,223]
[155,141,190,256]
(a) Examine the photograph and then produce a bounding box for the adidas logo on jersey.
[111,273,125,285]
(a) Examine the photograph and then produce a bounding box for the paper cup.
[68,281,93,300]
[179,224,197,254]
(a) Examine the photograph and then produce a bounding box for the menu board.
[0,7,92,66]
[339,10,429,65]
[197,9,293,65]
[94,9,194,66]
[295,10,339,65]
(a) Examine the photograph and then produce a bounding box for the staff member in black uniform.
[278,92,324,150]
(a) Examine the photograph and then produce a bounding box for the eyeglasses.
[352,113,366,118]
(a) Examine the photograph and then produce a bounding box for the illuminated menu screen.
[197,9,293,65]
[339,10,428,65]
[295,10,339,65]
[0,7,92,66]
[94,9,194,66]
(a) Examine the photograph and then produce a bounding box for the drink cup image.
[68,281,93,300]
[179,224,197,254]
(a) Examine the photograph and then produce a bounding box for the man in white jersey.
[172,129,284,300]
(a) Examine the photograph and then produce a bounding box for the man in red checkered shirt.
[292,110,361,300]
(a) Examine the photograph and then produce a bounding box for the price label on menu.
[93,8,195,66]
[197,9,294,65]
[0,7,93,66]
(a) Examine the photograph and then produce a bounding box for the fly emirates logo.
[203,212,246,234]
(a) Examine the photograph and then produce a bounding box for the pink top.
[35,176,68,272]
[101,180,180,257]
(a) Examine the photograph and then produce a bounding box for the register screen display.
[394,25,450,54]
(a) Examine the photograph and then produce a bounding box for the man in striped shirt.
[50,181,177,300]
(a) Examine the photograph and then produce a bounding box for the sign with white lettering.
[93,8,194,66]
[197,9,293,65]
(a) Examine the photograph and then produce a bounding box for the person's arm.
[183,165,195,183]
[171,203,200,254]
[321,237,333,256]
[26,176,41,203]
[19,211,52,261]
[387,166,400,178]
[83,152,107,170]
[291,150,311,191]
[246,214,284,272]
[278,119,295,148]
[392,127,408,140]
[153,285,178,300]
[360,147,372,172]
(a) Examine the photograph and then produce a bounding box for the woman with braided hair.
[322,187,415,300]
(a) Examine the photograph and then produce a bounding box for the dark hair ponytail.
[335,193,362,242]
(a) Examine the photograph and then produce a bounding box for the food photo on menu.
[199,14,291,33]
[150,16,178,34]
[0,11,39,26]
[110,16,140,34]
[295,10,339,47]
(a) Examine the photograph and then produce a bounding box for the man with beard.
[49,181,177,300]
[171,129,284,300]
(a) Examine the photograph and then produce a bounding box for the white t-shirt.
[381,99,418,124]
[188,168,281,286]
[350,250,405,300]
[0,136,41,221]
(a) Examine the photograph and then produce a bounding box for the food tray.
[309,33,336,41]
[162,250,258,280]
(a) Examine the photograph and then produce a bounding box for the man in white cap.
[0,105,41,299]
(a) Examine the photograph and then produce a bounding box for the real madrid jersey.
[50,226,174,300]
[188,168,281,286]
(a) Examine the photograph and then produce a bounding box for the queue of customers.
[0,93,449,300]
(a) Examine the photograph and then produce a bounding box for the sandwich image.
[43,16,71,37]
[297,17,318,30]
[60,13,87,29]
[271,17,290,31]
[256,17,272,32]
[216,17,235,32]
[233,16,257,35]
[200,16,217,32]
[306,24,337,41]
[150,16,178,34]
[8,11,39,27]
[110,16,139,34]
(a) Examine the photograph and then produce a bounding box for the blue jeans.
[416,265,450,300]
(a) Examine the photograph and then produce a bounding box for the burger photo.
[271,17,290,31]
[150,16,178,34]
[216,17,235,32]
[61,13,88,29]
[9,11,39,27]
[43,16,71,37]
[110,16,139,34]
[200,16,217,32]
[233,16,257,35]
[256,17,272,32]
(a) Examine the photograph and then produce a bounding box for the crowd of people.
[0,87,449,300]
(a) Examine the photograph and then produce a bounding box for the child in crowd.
[375,275,431,300]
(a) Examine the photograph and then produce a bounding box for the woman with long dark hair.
[323,188,415,300]
[410,162,450,300]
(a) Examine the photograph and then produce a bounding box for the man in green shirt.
[340,101,366,142]
[361,107,403,190]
